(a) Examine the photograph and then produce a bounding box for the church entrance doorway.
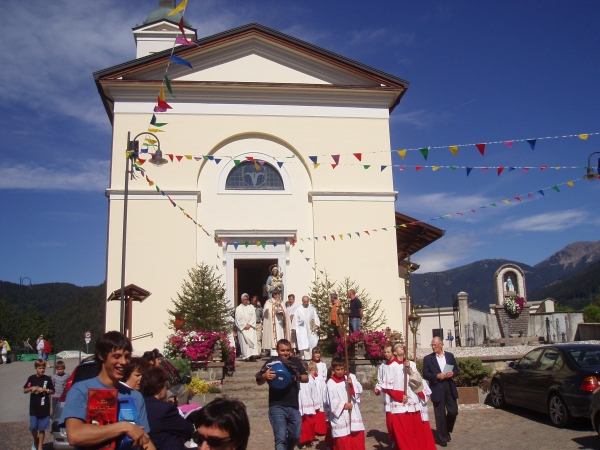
[234,259,277,307]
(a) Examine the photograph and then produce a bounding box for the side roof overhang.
[395,211,445,266]
[93,22,410,124]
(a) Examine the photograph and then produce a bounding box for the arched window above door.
[225,161,284,190]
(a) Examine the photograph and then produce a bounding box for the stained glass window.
[225,161,284,190]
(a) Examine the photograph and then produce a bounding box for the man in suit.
[423,336,459,447]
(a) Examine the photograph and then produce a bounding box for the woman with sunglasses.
[140,366,194,450]
[192,397,250,450]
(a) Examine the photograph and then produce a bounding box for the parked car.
[490,344,600,427]
[589,387,600,441]
[52,356,191,449]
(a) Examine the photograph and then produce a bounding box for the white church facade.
[95,3,443,349]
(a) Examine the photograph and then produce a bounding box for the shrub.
[187,377,210,395]
[454,357,492,388]
[167,357,191,378]
[336,329,402,359]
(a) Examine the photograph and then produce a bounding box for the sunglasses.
[192,431,232,448]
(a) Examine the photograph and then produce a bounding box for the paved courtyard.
[2,359,599,450]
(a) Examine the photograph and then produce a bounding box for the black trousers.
[433,380,459,442]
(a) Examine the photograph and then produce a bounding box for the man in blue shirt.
[59,331,153,449]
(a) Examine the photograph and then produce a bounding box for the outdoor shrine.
[493,264,528,338]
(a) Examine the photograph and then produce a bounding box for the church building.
[95,1,443,349]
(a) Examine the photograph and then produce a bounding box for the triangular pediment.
[99,24,409,89]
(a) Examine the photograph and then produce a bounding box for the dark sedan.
[490,344,600,427]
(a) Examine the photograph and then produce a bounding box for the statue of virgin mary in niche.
[505,276,515,293]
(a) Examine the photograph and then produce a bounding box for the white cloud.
[396,192,492,218]
[0,160,109,191]
[499,209,591,232]
[413,232,485,272]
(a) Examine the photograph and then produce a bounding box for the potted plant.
[454,358,492,404]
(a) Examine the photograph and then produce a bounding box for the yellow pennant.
[446,214,452,218]
[159,86,165,102]
[432,166,440,171]
[503,199,510,204]
[255,241,261,247]
[313,163,320,169]
[145,138,157,144]
[148,128,164,133]
[168,0,188,16]
[554,166,561,170]
[578,134,589,140]
[567,181,574,187]
[185,155,192,160]
[397,150,407,160]
[448,146,459,157]
[400,224,407,228]
[339,234,344,240]
[254,162,260,170]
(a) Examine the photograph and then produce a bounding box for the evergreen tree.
[334,277,386,331]
[168,263,233,333]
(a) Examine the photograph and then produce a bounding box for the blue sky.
[1,0,599,286]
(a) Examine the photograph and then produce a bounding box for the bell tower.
[132,0,197,58]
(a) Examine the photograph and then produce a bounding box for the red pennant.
[415,166,423,171]
[137,159,146,165]
[528,193,534,199]
[246,156,254,161]
[540,165,547,170]
[291,239,297,246]
[497,167,504,176]
[456,212,464,215]
[476,143,486,156]
[157,98,172,109]
[515,196,522,202]
[482,167,489,173]
[399,166,406,170]
[331,235,336,241]
[364,230,370,235]
[167,154,174,162]
[331,164,338,169]
[523,167,530,173]
[176,155,183,162]
[353,153,362,161]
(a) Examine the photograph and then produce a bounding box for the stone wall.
[494,305,530,337]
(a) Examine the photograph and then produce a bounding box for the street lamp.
[120,132,168,333]
[408,307,421,361]
[583,151,600,181]
[423,272,451,338]
[15,276,32,357]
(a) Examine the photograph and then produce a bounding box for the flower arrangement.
[503,296,525,314]
[336,328,403,359]
[165,329,236,372]
[187,377,211,395]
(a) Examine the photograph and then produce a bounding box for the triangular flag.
[258,161,265,167]
[497,167,504,176]
[503,200,510,204]
[490,203,496,207]
[254,162,260,170]
[540,165,548,170]
[515,196,521,202]
[152,123,168,127]
[353,153,362,161]
[397,150,407,160]
[415,166,423,171]
[177,17,191,45]
[158,87,166,102]
[347,233,352,239]
[331,235,336,241]
[175,36,198,46]
[215,159,221,164]
[154,106,167,112]
[526,139,536,150]
[579,134,589,140]
[432,166,440,171]
[538,190,545,196]
[332,155,340,164]
[273,241,277,246]
[277,161,283,168]
[305,258,310,262]
[167,154,174,162]
[309,156,318,164]
[448,146,458,157]
[261,241,266,249]
[168,0,188,16]
[355,232,360,237]
[508,167,516,172]
[528,193,534,199]
[331,164,337,169]
[234,160,241,166]
[245,242,249,248]
[504,141,513,148]
[466,167,473,176]
[364,230,370,235]
[170,55,192,69]
[339,234,343,240]
[381,165,387,171]
[551,186,560,192]
[399,166,406,170]
[567,181,575,187]
[233,242,239,250]
[313,163,320,169]
[164,75,176,97]
[363,165,370,169]
[157,97,172,110]
[175,155,183,162]
[299,249,304,253]
[475,143,486,156]
[323,236,327,241]
[246,156,254,161]
[150,114,157,125]
[456,212,463,215]
[419,148,429,160]
[523,167,530,173]
[147,128,164,133]
[314,237,318,241]
[449,166,457,170]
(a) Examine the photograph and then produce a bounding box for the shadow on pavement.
[499,404,594,432]
[571,434,600,450]
[366,429,392,449]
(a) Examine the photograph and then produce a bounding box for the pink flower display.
[336,328,402,359]
[166,329,236,372]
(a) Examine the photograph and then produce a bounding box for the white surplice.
[299,375,318,415]
[386,360,423,414]
[294,304,320,352]
[235,303,258,359]
[326,374,365,438]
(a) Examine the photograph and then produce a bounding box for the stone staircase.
[222,357,384,415]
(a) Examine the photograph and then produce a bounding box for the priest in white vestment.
[235,293,259,361]
[294,296,321,360]
[262,290,287,355]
